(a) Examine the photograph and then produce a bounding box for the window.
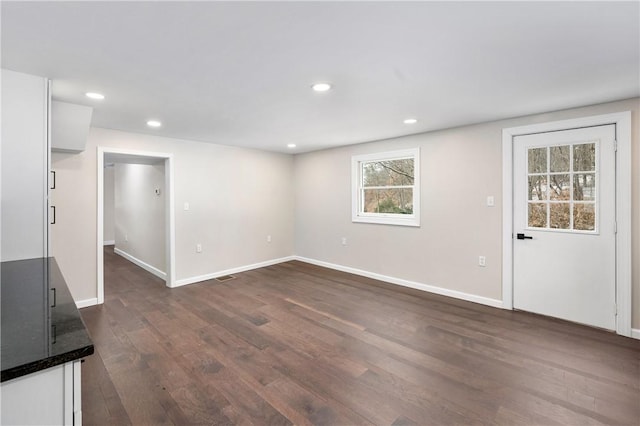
[527,141,598,232]
[352,148,420,226]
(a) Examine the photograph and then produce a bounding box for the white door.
[513,124,616,330]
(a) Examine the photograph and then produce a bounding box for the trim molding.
[114,247,166,280]
[295,256,503,309]
[75,298,98,309]
[174,256,296,287]
[502,111,632,337]
[631,329,640,340]
[97,147,176,304]
[103,240,115,246]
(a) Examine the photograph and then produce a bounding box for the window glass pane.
[574,143,596,172]
[528,175,547,201]
[362,159,414,187]
[550,203,570,229]
[528,203,547,228]
[573,173,595,201]
[549,174,570,201]
[528,147,547,173]
[550,145,570,172]
[574,203,595,231]
[363,188,413,214]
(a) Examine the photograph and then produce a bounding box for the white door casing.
[97,147,177,305]
[513,125,616,330]
[502,111,632,337]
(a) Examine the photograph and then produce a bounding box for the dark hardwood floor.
[81,246,640,425]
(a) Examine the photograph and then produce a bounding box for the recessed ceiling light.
[146,120,162,128]
[403,118,418,124]
[311,82,332,92]
[287,143,297,148]
[85,92,105,100]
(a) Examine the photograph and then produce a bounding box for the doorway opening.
[97,148,175,304]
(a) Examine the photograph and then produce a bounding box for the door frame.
[97,147,176,304]
[502,111,632,337]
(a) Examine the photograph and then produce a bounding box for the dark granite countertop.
[1,257,94,382]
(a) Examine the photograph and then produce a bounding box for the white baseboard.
[75,298,98,309]
[103,240,115,246]
[174,255,296,287]
[294,256,504,309]
[114,247,167,280]
[631,328,640,340]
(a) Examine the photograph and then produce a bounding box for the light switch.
[184,202,190,211]
[486,196,495,207]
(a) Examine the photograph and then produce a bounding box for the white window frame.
[351,148,420,227]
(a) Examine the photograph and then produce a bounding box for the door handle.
[517,233,533,240]
[50,206,56,224]
[50,170,56,189]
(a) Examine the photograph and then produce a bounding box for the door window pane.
[528,148,547,173]
[574,143,596,172]
[528,175,547,201]
[550,145,570,172]
[549,174,570,201]
[574,203,595,231]
[528,203,547,228]
[573,173,595,201]
[550,203,570,229]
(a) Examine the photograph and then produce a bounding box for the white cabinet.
[0,69,88,425]
[51,101,92,152]
[0,360,82,425]
[0,69,51,261]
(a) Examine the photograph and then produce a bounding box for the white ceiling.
[2,1,638,153]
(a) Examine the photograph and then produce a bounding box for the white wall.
[51,128,295,302]
[103,166,115,244]
[294,97,640,329]
[114,163,165,272]
[1,69,48,261]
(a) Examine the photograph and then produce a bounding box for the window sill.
[352,215,420,227]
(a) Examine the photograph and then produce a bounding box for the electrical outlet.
[267,235,272,243]
[478,256,486,267]
[196,243,202,253]
[341,237,347,246]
